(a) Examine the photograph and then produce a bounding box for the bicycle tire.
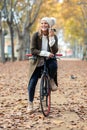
[40,74,51,117]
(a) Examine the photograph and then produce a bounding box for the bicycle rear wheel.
[40,74,51,117]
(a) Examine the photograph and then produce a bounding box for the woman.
[27,17,58,113]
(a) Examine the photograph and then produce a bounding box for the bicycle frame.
[26,53,62,116]
[43,57,48,74]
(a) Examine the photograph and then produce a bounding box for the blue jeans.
[28,58,57,102]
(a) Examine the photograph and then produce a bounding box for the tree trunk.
[0,30,5,63]
[1,33,5,63]
[17,29,31,61]
[9,25,14,61]
[83,44,87,60]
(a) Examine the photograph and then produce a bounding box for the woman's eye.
[41,22,48,25]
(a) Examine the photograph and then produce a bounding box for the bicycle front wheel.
[40,74,51,117]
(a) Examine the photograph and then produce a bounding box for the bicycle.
[26,53,62,117]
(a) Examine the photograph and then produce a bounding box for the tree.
[57,0,87,59]
[17,0,42,60]
[1,0,42,61]
[0,2,5,63]
[78,0,87,60]
[10,0,42,60]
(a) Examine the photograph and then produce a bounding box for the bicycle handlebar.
[26,53,63,60]
[26,53,63,57]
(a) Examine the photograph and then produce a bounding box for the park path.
[0,59,87,130]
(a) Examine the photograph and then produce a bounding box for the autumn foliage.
[0,59,87,129]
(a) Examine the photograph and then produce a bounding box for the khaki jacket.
[28,32,58,85]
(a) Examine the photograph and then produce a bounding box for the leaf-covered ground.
[0,59,87,130]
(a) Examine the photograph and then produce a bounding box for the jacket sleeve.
[49,35,58,54]
[30,32,41,55]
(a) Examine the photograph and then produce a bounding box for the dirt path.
[0,59,87,130]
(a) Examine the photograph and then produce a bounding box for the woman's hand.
[49,28,55,37]
[48,53,54,58]
[39,51,54,58]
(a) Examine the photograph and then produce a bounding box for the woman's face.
[40,20,49,31]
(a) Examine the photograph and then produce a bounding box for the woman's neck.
[42,30,48,36]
